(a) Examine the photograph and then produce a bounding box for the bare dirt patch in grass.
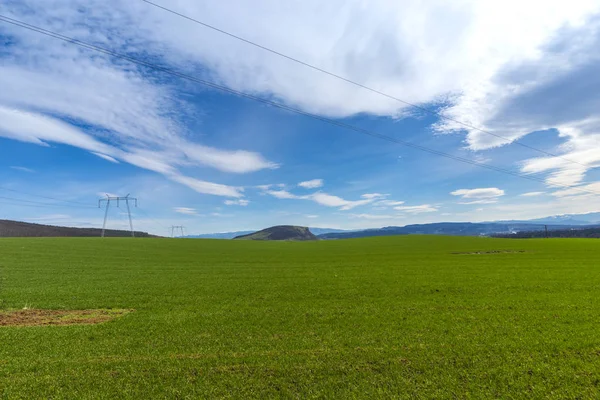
[452,250,527,255]
[0,309,132,327]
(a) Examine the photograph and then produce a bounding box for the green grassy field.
[1,236,599,398]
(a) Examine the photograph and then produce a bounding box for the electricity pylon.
[171,225,185,238]
[98,194,138,237]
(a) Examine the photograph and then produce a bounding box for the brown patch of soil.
[452,250,527,255]
[0,309,132,327]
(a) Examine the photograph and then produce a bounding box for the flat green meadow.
[1,236,599,398]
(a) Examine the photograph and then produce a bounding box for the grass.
[0,236,599,398]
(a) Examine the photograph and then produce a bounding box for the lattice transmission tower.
[171,225,185,238]
[98,194,138,237]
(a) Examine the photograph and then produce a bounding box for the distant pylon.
[98,194,138,237]
[171,225,185,238]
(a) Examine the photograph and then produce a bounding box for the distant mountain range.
[492,212,600,226]
[186,212,600,240]
[494,226,600,239]
[317,222,600,239]
[2,212,599,239]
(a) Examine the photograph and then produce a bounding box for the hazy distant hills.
[317,222,599,239]
[494,226,600,239]
[493,212,600,226]
[188,212,600,240]
[4,211,599,239]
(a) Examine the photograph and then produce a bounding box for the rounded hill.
[233,226,317,241]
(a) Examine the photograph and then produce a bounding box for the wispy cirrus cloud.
[394,204,438,214]
[520,191,545,197]
[3,0,600,230]
[255,184,285,191]
[10,165,35,173]
[350,213,404,220]
[298,179,324,189]
[224,199,250,206]
[376,200,405,207]
[174,207,199,216]
[361,193,388,200]
[0,3,276,198]
[91,153,119,163]
[264,189,301,200]
[551,181,600,197]
[309,192,373,210]
[451,188,505,204]
[261,187,380,210]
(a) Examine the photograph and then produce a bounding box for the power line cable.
[139,0,595,171]
[136,207,171,233]
[0,195,96,209]
[1,15,599,197]
[0,186,92,206]
[0,200,92,209]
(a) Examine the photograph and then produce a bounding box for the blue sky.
[1,0,600,235]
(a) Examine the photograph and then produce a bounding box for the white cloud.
[224,199,250,206]
[211,212,234,217]
[298,179,324,189]
[394,204,438,214]
[6,1,595,143]
[4,109,262,198]
[309,193,372,210]
[305,214,319,219]
[265,190,302,199]
[520,191,545,197]
[169,175,243,198]
[518,127,600,187]
[0,103,250,199]
[451,188,505,199]
[0,6,277,197]
[4,0,600,209]
[376,200,405,207]
[116,0,600,121]
[67,0,600,181]
[174,207,199,215]
[120,150,176,175]
[458,199,500,205]
[0,106,116,154]
[551,181,600,197]
[10,166,35,173]
[483,193,600,221]
[261,187,376,210]
[181,144,279,173]
[350,213,404,220]
[451,188,505,204]
[92,153,119,163]
[361,193,388,199]
[255,184,285,191]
